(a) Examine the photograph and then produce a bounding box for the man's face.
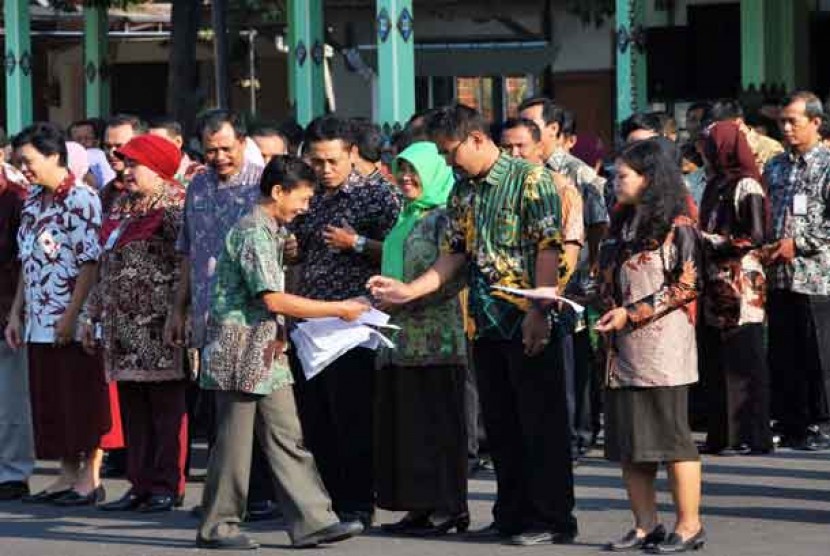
[519,104,559,154]
[149,127,184,150]
[500,126,543,164]
[202,123,246,180]
[686,108,704,136]
[779,100,821,151]
[253,134,288,164]
[308,139,353,190]
[71,124,98,149]
[103,124,136,173]
[434,132,486,178]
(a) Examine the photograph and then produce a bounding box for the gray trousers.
[0,345,34,483]
[198,387,338,543]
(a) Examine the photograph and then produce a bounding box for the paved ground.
[1,446,828,556]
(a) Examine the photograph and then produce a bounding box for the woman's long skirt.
[375,364,468,514]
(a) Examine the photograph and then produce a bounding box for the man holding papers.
[368,105,578,546]
[196,156,366,550]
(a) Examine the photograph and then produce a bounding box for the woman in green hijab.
[375,142,469,536]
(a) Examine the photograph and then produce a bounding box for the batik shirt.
[289,170,399,301]
[0,164,28,324]
[201,205,291,395]
[176,161,263,347]
[765,144,830,295]
[443,152,562,340]
[17,174,102,343]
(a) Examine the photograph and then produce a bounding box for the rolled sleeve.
[523,168,562,251]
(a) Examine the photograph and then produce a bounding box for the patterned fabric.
[684,168,707,207]
[555,171,585,289]
[744,127,784,173]
[289,170,400,301]
[701,178,767,328]
[546,147,607,200]
[443,152,562,340]
[17,174,102,343]
[200,205,291,395]
[176,161,264,347]
[90,185,186,382]
[599,218,701,388]
[765,144,830,294]
[0,163,28,324]
[100,178,126,217]
[382,208,467,367]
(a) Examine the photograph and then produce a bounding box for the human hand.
[337,299,371,322]
[4,313,23,350]
[79,322,98,355]
[366,275,414,305]
[164,308,187,348]
[521,309,550,357]
[323,222,358,251]
[54,313,76,347]
[595,307,628,334]
[768,238,796,263]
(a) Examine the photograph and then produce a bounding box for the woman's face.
[395,160,423,201]
[273,181,315,224]
[614,160,648,205]
[15,144,61,186]
[123,159,163,196]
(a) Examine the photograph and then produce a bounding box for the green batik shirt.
[442,152,563,340]
[200,204,292,395]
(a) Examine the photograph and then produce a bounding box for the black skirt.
[375,364,468,513]
[604,385,699,464]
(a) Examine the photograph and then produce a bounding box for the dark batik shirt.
[289,170,400,301]
[0,164,28,324]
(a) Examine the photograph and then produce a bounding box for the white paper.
[491,285,585,313]
[291,310,397,381]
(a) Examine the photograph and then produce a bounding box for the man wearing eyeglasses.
[100,114,147,216]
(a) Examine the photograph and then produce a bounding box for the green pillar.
[615,0,647,125]
[288,0,325,126]
[84,5,111,118]
[375,0,415,130]
[4,0,33,134]
[765,0,796,91]
[740,0,766,89]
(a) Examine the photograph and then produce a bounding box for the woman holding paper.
[595,140,706,553]
[375,142,469,536]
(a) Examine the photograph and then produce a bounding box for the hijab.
[381,141,455,280]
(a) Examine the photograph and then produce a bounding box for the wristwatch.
[354,235,367,253]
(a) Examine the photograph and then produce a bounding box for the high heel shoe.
[414,513,471,537]
[605,524,667,552]
[381,512,431,534]
[647,528,706,554]
[53,485,106,507]
[22,489,72,504]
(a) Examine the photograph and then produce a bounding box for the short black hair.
[350,119,384,163]
[11,122,68,167]
[106,113,147,134]
[277,119,304,154]
[501,118,542,143]
[68,118,102,139]
[304,115,354,147]
[197,109,247,139]
[620,112,663,140]
[782,90,825,119]
[148,116,183,139]
[680,142,703,167]
[710,99,745,122]
[561,109,577,137]
[820,114,830,141]
[425,104,488,142]
[517,96,568,136]
[259,154,317,197]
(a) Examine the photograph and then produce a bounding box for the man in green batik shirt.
[196,155,368,551]
[369,105,578,547]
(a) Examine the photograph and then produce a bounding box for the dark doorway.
[111,63,169,118]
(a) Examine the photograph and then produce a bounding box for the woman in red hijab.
[699,121,773,456]
[80,134,189,512]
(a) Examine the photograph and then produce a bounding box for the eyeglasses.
[439,135,470,164]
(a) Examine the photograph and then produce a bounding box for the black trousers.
[472,335,576,534]
[768,290,830,436]
[560,328,598,453]
[292,347,375,514]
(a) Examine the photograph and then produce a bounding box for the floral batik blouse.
[599,216,701,389]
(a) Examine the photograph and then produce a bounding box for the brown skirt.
[28,343,111,460]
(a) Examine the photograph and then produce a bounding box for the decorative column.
[375,0,415,133]
[288,0,325,126]
[84,4,111,118]
[4,0,33,134]
[764,0,796,91]
[614,0,647,125]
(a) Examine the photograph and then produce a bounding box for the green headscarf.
[381,141,455,280]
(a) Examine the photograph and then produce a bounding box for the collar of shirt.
[212,160,263,190]
[545,147,568,169]
[30,171,76,203]
[787,142,825,165]
[482,151,513,188]
[319,169,363,197]
[251,203,284,237]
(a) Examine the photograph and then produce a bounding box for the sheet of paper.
[491,285,585,313]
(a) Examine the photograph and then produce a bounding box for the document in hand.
[290,308,399,381]
[491,285,585,313]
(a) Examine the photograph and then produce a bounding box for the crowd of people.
[0,88,829,554]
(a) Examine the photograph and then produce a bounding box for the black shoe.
[53,486,106,507]
[245,499,279,522]
[22,488,73,504]
[137,494,175,513]
[381,512,431,534]
[414,512,471,537]
[605,524,667,552]
[647,528,706,554]
[99,489,147,511]
[0,481,30,501]
[465,522,513,541]
[793,426,830,451]
[196,534,260,550]
[509,529,577,546]
[293,520,364,548]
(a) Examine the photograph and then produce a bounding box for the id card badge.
[104,222,126,251]
[793,194,808,216]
